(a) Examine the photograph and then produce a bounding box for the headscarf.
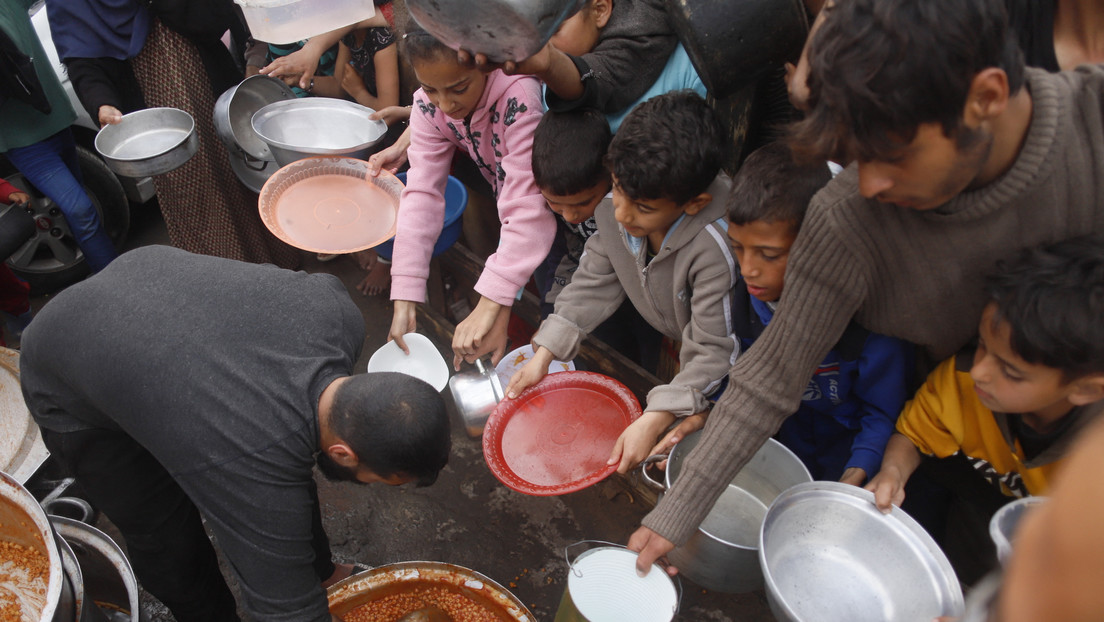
[45,0,151,62]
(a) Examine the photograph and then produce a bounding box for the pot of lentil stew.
[0,470,74,622]
[327,561,535,622]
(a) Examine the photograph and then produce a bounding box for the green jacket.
[0,0,76,152]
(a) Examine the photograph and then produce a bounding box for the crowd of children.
[14,0,1104,612]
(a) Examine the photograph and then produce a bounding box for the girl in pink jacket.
[389,28,555,368]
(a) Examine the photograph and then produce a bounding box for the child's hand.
[505,347,554,399]
[340,64,368,99]
[648,412,708,460]
[456,40,553,77]
[6,191,30,205]
[609,411,677,475]
[370,106,411,126]
[452,298,509,370]
[389,300,419,354]
[98,105,123,126]
[366,127,410,177]
[864,467,906,514]
[839,467,867,487]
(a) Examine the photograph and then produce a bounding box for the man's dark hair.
[985,236,1104,382]
[791,0,1025,163]
[605,90,724,205]
[532,108,612,196]
[398,21,454,67]
[727,142,831,229]
[329,372,450,486]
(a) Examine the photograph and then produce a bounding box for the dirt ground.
[33,207,775,621]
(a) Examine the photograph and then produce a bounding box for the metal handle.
[639,454,671,491]
[475,357,504,402]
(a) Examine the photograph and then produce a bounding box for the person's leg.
[40,428,239,622]
[5,131,118,272]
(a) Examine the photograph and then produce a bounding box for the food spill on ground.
[0,538,48,622]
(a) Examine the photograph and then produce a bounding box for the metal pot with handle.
[641,429,811,593]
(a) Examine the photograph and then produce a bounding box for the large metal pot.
[641,430,811,593]
[251,99,388,167]
[407,0,588,63]
[94,108,199,178]
[760,482,964,621]
[214,75,296,163]
[665,0,809,97]
[0,471,74,622]
[49,516,140,622]
[327,561,535,621]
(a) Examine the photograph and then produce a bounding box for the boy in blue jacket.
[658,142,914,485]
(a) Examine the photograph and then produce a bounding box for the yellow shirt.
[896,356,1063,498]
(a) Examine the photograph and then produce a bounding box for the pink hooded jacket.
[390,70,555,305]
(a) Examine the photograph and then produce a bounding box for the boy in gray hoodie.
[506,90,739,473]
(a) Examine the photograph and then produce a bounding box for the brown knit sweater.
[644,66,1104,545]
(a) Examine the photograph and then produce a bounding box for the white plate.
[366,333,449,392]
[495,343,575,387]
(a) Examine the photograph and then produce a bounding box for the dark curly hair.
[985,236,1104,382]
[605,90,724,205]
[727,141,831,228]
[532,108,612,196]
[790,0,1025,164]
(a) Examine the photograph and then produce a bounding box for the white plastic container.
[235,0,377,45]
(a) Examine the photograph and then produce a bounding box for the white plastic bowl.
[367,333,449,392]
[495,343,574,387]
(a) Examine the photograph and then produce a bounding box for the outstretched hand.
[627,526,678,577]
[456,41,554,77]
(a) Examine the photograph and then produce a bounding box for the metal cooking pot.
[94,108,199,178]
[641,430,811,593]
[407,0,588,63]
[213,75,296,163]
[448,358,504,437]
[251,99,388,167]
[665,0,809,97]
[760,482,964,621]
[0,470,74,622]
[327,560,535,621]
[49,516,140,622]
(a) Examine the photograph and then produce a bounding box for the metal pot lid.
[226,75,297,161]
[0,346,48,484]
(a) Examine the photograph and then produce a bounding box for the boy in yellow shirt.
[867,236,1104,581]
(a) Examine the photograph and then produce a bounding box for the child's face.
[413,57,487,121]
[540,179,610,225]
[726,219,798,303]
[549,0,611,57]
[971,303,1081,427]
[611,176,702,250]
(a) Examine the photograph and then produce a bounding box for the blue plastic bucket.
[374,173,468,260]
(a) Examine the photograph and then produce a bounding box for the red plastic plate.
[482,371,641,495]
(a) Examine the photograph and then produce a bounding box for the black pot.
[666,0,809,98]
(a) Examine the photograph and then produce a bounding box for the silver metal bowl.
[447,358,503,437]
[989,496,1046,566]
[251,98,388,166]
[760,482,964,622]
[214,75,296,162]
[94,107,198,177]
[407,0,587,63]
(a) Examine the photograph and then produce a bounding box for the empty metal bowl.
[989,496,1047,566]
[251,98,388,166]
[760,481,964,622]
[95,107,198,177]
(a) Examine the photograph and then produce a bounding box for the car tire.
[2,146,130,293]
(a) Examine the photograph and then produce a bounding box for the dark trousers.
[41,427,335,621]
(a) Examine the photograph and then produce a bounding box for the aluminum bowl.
[95,108,198,177]
[760,482,963,622]
[407,0,587,63]
[447,358,503,437]
[251,98,387,166]
[989,496,1046,566]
